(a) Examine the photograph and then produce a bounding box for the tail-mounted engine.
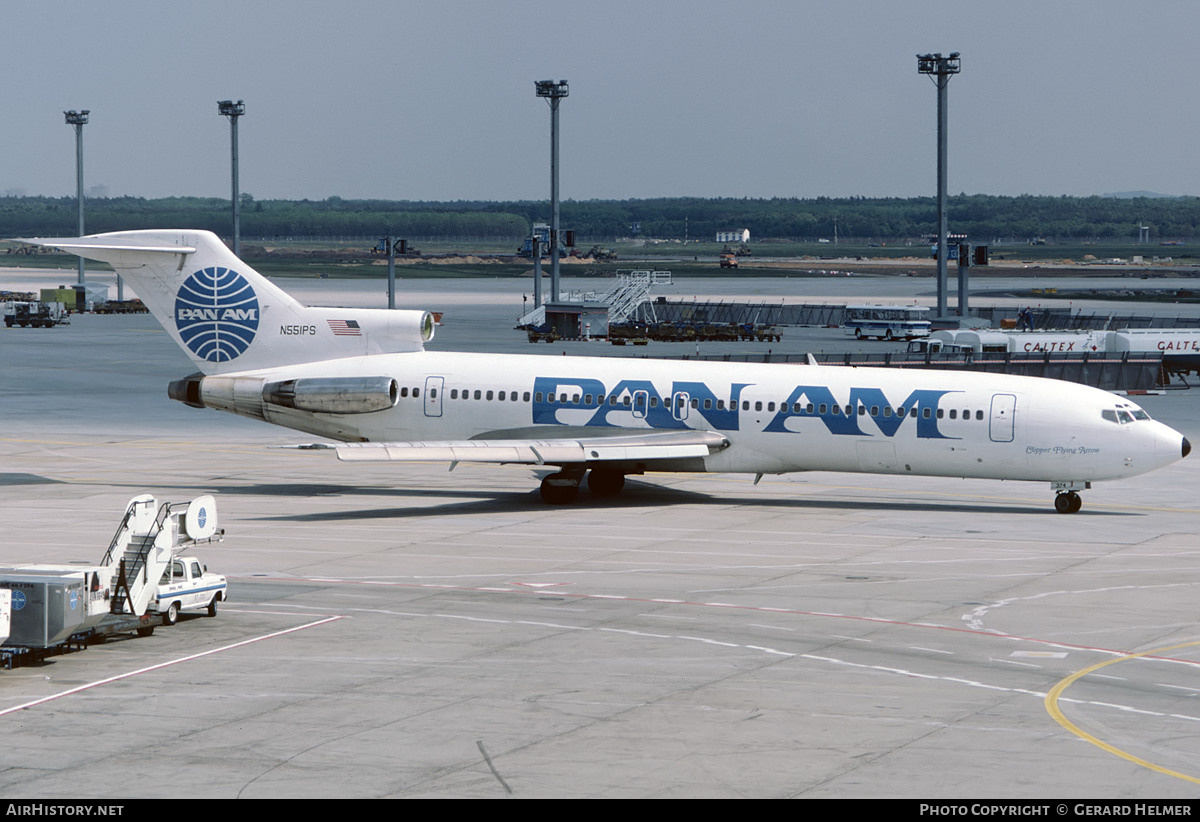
[169,374,399,419]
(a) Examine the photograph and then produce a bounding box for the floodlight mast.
[64,110,89,285]
[218,100,245,256]
[535,80,568,302]
[916,52,960,318]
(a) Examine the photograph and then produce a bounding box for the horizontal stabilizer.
[19,236,197,257]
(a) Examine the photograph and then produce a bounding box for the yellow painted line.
[1044,640,1200,785]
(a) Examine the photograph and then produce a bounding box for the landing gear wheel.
[540,472,580,505]
[587,468,625,498]
[163,600,180,626]
[1054,491,1082,514]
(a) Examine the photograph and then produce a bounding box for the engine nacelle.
[262,377,398,414]
[169,372,266,420]
[169,373,397,417]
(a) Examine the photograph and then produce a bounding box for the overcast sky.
[5,0,1198,202]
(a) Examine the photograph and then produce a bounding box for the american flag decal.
[327,319,362,336]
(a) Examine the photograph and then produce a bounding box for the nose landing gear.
[1054,490,1083,514]
[1051,481,1089,514]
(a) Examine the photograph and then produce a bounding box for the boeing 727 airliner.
[27,230,1190,512]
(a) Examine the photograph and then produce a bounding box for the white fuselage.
[200,349,1184,484]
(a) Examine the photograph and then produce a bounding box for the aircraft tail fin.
[23,230,433,375]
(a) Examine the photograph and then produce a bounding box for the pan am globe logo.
[175,267,260,362]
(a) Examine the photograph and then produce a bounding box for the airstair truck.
[0,495,224,663]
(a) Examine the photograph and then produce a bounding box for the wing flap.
[331,430,729,465]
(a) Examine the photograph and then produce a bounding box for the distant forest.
[2,193,1198,243]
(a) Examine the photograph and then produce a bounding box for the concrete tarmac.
[1,272,1199,799]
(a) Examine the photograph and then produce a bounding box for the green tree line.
[1,193,1197,242]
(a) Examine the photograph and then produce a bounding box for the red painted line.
[239,574,1200,667]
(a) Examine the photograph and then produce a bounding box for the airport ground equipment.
[518,269,671,329]
[912,328,1200,384]
[92,298,148,314]
[152,556,227,625]
[2,300,68,327]
[0,494,225,668]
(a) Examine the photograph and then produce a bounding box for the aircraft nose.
[1184,437,1192,459]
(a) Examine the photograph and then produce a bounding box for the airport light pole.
[64,110,89,285]
[535,80,568,303]
[218,100,245,257]
[917,52,960,319]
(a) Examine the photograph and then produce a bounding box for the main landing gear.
[539,467,627,504]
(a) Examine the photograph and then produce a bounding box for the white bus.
[843,305,931,341]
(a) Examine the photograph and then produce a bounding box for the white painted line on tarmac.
[0,616,343,718]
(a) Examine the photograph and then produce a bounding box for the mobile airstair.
[517,269,672,328]
[102,494,224,618]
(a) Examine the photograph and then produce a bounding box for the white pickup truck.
[152,556,227,625]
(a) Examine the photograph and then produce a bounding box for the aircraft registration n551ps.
[26,230,1190,512]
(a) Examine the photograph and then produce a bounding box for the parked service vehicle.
[843,305,930,340]
[3,300,68,328]
[152,557,227,625]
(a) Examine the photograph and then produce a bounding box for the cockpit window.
[1103,405,1151,424]
[1116,402,1152,421]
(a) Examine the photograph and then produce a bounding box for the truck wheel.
[207,596,219,617]
[163,601,180,626]
[137,626,155,637]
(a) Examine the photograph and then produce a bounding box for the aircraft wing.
[324,430,730,465]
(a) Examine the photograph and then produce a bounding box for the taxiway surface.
[1,273,1198,798]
